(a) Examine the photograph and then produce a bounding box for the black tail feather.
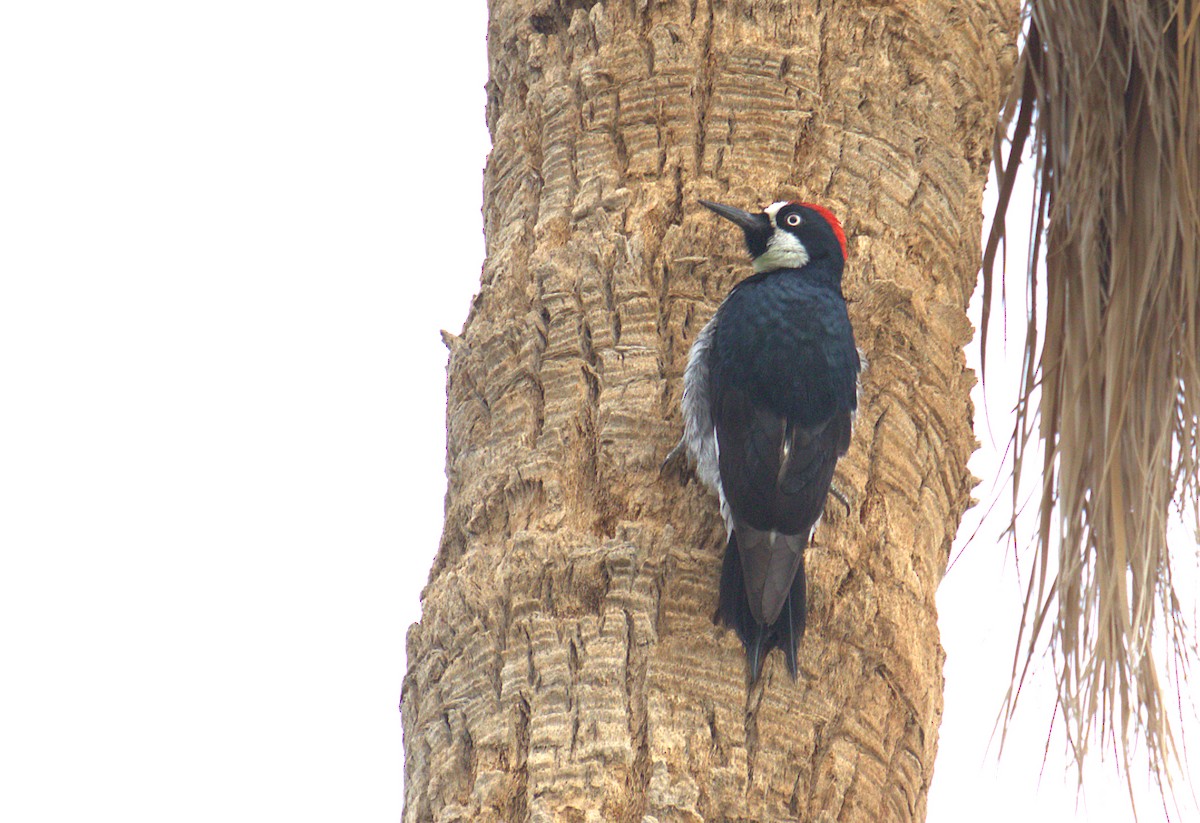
[782,556,806,678]
[748,622,767,683]
[715,532,807,683]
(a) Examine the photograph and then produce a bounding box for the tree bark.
[403,1,1017,821]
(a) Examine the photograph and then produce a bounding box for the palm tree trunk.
[403,1,1017,820]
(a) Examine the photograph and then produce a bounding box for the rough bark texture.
[403,1,1017,821]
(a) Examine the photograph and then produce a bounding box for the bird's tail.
[714,530,807,683]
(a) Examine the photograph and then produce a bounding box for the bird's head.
[699,199,847,274]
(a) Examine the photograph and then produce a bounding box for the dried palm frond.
[983,0,1200,797]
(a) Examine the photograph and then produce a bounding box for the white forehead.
[763,201,790,227]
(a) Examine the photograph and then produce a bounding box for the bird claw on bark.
[828,485,852,517]
[660,439,691,484]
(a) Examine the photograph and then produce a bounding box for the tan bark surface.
[404,1,1016,821]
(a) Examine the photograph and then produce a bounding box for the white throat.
[753,222,809,273]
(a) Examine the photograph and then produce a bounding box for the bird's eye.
[785,213,802,227]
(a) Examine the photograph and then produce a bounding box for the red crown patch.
[796,202,847,258]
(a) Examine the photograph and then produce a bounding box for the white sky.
[1,3,1192,821]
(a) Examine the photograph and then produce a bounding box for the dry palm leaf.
[983,0,1200,798]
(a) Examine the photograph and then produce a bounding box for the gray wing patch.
[681,315,720,492]
[673,314,733,535]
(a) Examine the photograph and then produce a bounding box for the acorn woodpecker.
[670,199,859,682]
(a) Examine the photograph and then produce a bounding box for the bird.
[668,198,860,683]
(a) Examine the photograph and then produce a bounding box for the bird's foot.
[828,484,852,517]
[660,439,691,484]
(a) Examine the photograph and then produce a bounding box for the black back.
[709,258,859,537]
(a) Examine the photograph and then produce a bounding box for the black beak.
[698,199,764,232]
[699,199,771,258]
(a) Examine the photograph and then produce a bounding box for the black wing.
[714,386,848,535]
[714,384,851,623]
